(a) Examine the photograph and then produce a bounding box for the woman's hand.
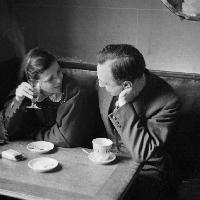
[15,82,34,102]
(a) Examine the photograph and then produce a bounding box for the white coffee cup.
[92,138,113,161]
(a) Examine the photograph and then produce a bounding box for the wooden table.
[0,141,140,200]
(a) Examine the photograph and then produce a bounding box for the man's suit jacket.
[98,69,181,171]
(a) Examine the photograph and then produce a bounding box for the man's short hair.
[97,44,146,82]
[21,47,56,81]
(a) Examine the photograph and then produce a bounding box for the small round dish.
[28,157,58,172]
[88,152,116,165]
[27,141,54,153]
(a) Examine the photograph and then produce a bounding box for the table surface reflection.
[0,141,140,200]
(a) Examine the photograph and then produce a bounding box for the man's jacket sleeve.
[109,98,181,163]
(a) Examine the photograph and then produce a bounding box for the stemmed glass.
[26,79,41,109]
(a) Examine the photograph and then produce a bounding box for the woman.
[0,47,93,147]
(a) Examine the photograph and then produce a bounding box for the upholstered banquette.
[1,59,200,199]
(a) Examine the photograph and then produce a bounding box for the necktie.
[108,96,122,152]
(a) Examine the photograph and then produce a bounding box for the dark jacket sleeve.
[34,88,93,148]
[109,97,181,164]
[0,93,37,140]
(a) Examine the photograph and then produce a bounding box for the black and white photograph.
[0,1,200,200]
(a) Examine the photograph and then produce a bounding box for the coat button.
[113,116,117,121]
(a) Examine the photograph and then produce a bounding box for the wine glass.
[26,80,41,109]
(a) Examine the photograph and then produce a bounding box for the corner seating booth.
[1,59,200,200]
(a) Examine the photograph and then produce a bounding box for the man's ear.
[122,81,132,89]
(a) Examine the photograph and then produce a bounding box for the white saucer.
[28,157,58,172]
[27,141,54,153]
[88,152,116,165]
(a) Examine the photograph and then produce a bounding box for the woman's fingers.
[15,82,34,101]
[21,82,33,90]
[17,90,33,99]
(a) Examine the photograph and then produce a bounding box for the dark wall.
[11,0,200,74]
[0,1,24,107]
[0,58,21,109]
[1,0,200,74]
[0,1,25,62]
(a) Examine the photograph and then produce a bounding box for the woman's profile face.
[38,61,63,95]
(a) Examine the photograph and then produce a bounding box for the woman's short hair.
[97,44,146,82]
[21,47,56,81]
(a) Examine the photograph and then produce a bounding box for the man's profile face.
[97,60,123,96]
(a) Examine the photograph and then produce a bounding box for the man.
[97,44,181,200]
